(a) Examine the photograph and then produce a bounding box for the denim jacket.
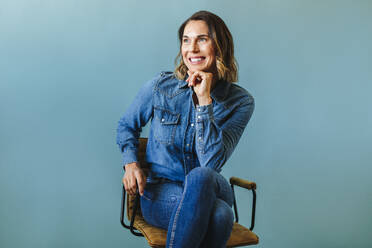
[116,71,254,182]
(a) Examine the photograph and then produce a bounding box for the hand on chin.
[186,70,214,106]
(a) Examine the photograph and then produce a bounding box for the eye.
[183,38,189,43]
[199,37,207,42]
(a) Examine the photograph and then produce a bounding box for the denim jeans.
[140,167,234,248]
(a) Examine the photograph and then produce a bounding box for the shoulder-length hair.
[174,10,238,83]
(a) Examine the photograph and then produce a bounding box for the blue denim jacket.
[116,71,254,182]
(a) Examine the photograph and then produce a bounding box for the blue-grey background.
[1,0,371,247]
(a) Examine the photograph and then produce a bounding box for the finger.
[123,177,127,190]
[129,175,137,195]
[186,71,193,87]
[136,172,146,196]
[124,178,130,194]
[136,177,144,196]
[192,71,203,83]
[191,71,203,85]
[189,73,196,86]
[126,177,132,195]
[187,71,193,86]
[188,70,199,85]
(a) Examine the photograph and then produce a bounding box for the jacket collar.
[178,77,230,103]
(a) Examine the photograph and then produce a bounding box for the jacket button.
[161,118,165,122]
[191,123,194,127]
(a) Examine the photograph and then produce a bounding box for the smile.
[189,57,206,64]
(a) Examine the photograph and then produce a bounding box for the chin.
[187,64,209,72]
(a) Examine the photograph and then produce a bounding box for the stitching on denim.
[169,178,188,247]
[155,72,188,98]
[141,194,152,201]
[153,107,180,145]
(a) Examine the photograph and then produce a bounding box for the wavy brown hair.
[174,11,238,83]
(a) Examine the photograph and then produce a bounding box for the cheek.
[205,45,215,59]
[181,50,187,61]
[208,51,216,64]
[181,46,187,56]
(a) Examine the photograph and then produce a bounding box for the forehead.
[183,20,209,36]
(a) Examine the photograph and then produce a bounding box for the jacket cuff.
[195,104,214,154]
[122,149,138,169]
[195,104,214,122]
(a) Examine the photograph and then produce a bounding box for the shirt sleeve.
[194,96,254,171]
[116,74,159,166]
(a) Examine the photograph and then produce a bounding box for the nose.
[190,40,199,52]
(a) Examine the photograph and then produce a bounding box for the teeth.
[190,57,203,62]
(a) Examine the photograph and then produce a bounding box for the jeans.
[140,167,234,248]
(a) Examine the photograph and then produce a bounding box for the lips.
[189,56,205,64]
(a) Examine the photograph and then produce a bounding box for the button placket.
[184,99,197,174]
[195,109,204,154]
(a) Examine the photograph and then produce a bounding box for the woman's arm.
[187,70,254,171]
[116,73,159,195]
[194,98,254,171]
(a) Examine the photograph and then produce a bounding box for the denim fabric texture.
[140,167,234,248]
[116,71,254,182]
[116,71,254,247]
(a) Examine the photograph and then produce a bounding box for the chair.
[120,138,259,247]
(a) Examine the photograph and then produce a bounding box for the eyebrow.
[182,34,209,38]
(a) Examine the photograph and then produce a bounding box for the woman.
[116,10,254,248]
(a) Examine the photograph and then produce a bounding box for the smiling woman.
[175,11,238,85]
[116,10,254,248]
[181,21,216,73]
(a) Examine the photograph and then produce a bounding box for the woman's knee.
[186,167,217,187]
[201,200,234,248]
[211,199,234,227]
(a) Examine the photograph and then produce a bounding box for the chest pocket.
[152,107,180,145]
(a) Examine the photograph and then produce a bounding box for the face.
[181,20,216,73]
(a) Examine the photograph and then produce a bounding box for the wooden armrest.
[230,177,256,190]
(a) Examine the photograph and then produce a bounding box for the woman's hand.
[122,162,146,196]
[186,70,214,106]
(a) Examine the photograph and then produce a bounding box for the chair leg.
[250,189,256,231]
[230,184,257,231]
[231,184,239,223]
[120,186,143,236]
[130,192,144,236]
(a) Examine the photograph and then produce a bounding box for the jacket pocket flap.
[154,107,180,125]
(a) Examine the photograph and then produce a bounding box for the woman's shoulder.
[214,80,254,107]
[151,71,187,97]
[229,83,254,103]
[225,83,255,116]
[158,71,174,78]
[158,71,180,84]
[141,71,178,90]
